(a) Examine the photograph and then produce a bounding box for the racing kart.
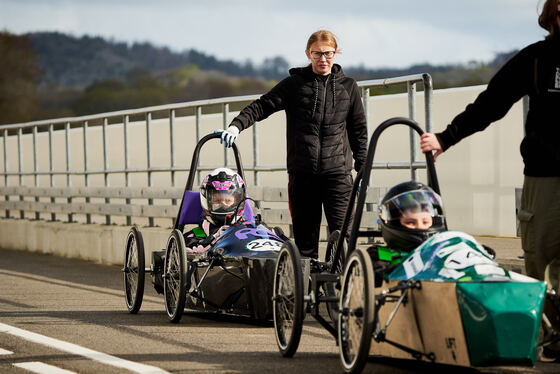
[272,117,552,373]
[122,133,308,322]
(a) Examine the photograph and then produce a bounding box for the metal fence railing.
[0,73,433,226]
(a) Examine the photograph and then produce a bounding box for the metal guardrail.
[1,73,433,226]
[0,185,386,237]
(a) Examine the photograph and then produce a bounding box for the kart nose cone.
[456,281,546,366]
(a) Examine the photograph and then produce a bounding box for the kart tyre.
[123,226,145,314]
[324,229,347,323]
[338,247,375,374]
[273,240,304,357]
[164,229,188,323]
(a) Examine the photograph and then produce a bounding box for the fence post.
[2,129,9,218]
[407,81,417,181]
[146,112,153,227]
[253,122,259,186]
[422,73,433,133]
[83,121,90,224]
[124,115,131,226]
[65,122,72,222]
[169,109,176,190]
[223,103,229,167]
[102,118,110,225]
[33,126,39,220]
[48,124,55,221]
[361,87,370,130]
[196,106,202,185]
[17,128,23,219]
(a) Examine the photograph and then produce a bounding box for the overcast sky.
[0,0,548,69]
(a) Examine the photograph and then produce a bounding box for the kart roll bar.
[331,117,442,269]
[184,133,246,190]
[174,133,245,229]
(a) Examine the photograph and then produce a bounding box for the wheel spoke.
[348,264,365,359]
[163,233,187,322]
[275,254,296,342]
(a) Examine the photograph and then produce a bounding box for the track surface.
[0,248,558,373]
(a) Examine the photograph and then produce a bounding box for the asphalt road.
[0,248,558,374]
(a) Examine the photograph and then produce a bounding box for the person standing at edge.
[420,0,560,359]
[216,30,368,259]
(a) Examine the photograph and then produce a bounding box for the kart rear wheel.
[338,247,375,374]
[273,240,304,357]
[123,226,145,314]
[324,230,347,322]
[164,229,187,323]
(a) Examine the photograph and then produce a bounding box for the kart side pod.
[371,280,546,367]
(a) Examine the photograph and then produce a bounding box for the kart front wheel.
[273,240,304,357]
[338,247,375,374]
[164,229,187,323]
[123,226,145,314]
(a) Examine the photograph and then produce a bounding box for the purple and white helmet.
[200,168,246,225]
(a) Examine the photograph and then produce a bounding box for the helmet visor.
[208,189,243,215]
[379,190,443,222]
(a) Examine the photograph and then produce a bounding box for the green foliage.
[66,66,275,116]
[0,32,40,124]
[0,31,520,124]
[71,73,167,115]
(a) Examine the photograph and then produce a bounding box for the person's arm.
[436,46,533,151]
[229,77,290,132]
[345,80,368,171]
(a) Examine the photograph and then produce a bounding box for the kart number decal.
[443,247,494,270]
[431,231,476,246]
[508,271,539,282]
[436,242,472,258]
[474,264,505,276]
[403,251,424,279]
[438,268,466,280]
[246,239,283,251]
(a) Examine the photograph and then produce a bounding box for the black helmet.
[200,168,246,226]
[378,181,446,251]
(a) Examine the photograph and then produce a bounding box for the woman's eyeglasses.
[309,50,336,60]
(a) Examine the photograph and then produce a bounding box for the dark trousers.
[288,172,353,258]
[519,176,560,292]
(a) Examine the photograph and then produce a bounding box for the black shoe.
[541,347,560,363]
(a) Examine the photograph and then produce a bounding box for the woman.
[217,30,368,258]
[419,0,560,359]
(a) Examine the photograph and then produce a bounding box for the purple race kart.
[123,133,309,322]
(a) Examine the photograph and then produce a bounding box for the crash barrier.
[0,185,386,237]
[0,74,432,224]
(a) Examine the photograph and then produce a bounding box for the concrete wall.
[1,84,525,237]
[0,218,169,265]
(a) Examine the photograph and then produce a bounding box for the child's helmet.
[200,167,246,225]
[378,181,446,251]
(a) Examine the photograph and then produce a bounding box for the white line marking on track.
[14,361,77,374]
[0,323,169,374]
[0,347,14,354]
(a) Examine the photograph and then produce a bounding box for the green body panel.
[377,246,406,264]
[192,226,207,238]
[457,281,546,366]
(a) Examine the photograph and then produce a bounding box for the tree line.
[0,31,517,125]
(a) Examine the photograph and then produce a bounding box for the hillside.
[1,31,518,124]
[27,31,517,91]
[28,32,288,89]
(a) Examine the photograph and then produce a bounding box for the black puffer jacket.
[436,35,560,177]
[230,64,368,175]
